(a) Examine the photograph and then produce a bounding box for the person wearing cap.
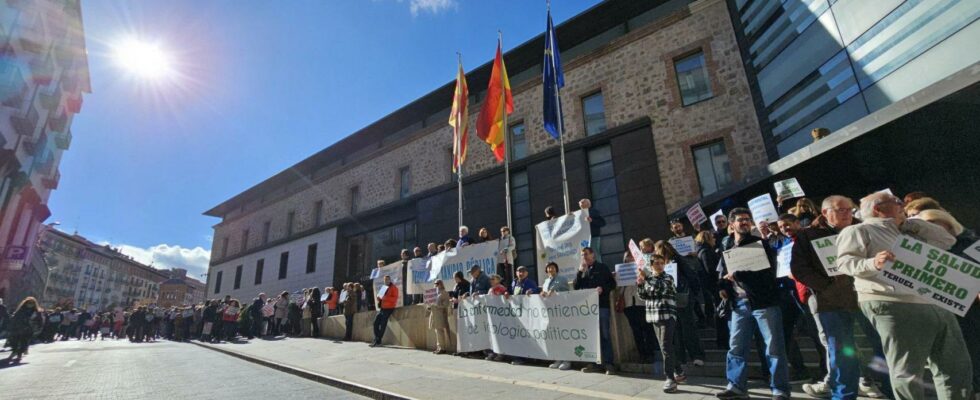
[837,191,967,399]
[466,265,491,297]
[511,266,539,296]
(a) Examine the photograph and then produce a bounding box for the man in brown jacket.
[342,283,360,341]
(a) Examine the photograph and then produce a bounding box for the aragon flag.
[449,60,469,173]
[476,39,513,163]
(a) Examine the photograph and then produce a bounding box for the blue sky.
[50,0,602,278]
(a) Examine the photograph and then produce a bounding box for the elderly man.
[457,226,473,247]
[837,192,970,400]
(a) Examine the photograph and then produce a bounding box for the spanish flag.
[476,39,513,163]
[449,60,469,173]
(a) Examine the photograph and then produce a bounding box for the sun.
[113,38,173,79]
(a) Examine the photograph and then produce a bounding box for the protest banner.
[406,258,432,295]
[424,240,498,291]
[456,290,601,362]
[773,178,805,199]
[669,236,696,255]
[535,210,591,286]
[878,235,980,316]
[748,194,779,225]
[811,235,843,276]
[964,239,980,263]
[710,209,725,231]
[686,202,708,228]
[371,261,404,308]
[723,242,770,272]
[776,243,793,278]
[615,263,637,287]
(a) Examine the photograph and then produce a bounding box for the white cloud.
[107,243,212,281]
[408,0,457,16]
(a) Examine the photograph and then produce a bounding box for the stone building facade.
[205,0,768,293]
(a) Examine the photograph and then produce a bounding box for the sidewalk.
[194,337,812,400]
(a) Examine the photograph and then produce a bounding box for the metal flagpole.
[547,1,571,213]
[456,52,465,229]
[500,31,513,232]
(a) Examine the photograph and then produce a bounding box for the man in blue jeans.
[370,275,399,347]
[717,208,790,400]
[574,247,617,375]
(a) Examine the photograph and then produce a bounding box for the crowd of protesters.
[1,190,976,400]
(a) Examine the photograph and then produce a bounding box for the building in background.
[0,0,91,303]
[204,0,769,294]
[157,268,205,308]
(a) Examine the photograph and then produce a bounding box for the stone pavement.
[196,337,816,400]
[0,339,368,400]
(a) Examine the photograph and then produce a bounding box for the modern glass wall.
[734,0,980,158]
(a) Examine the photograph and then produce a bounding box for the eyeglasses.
[827,207,856,214]
[734,217,753,223]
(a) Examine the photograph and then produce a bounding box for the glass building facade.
[732,0,980,158]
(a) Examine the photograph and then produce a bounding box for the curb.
[190,341,417,400]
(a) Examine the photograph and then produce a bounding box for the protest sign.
[776,243,793,277]
[878,235,980,316]
[773,178,805,199]
[748,194,779,225]
[663,262,678,283]
[811,235,843,276]
[456,290,601,362]
[615,263,638,287]
[709,209,725,231]
[338,290,349,304]
[372,261,403,308]
[686,202,708,228]
[964,239,980,263]
[723,242,770,272]
[669,236,696,255]
[424,288,439,305]
[320,294,329,302]
[535,210,591,286]
[423,241,498,293]
[406,258,432,295]
[628,239,646,269]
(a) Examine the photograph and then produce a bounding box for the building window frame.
[278,252,289,280]
[350,186,360,215]
[691,138,734,197]
[581,91,607,136]
[314,200,323,227]
[240,229,249,253]
[508,121,527,161]
[673,50,714,107]
[286,211,295,237]
[262,221,271,244]
[663,39,721,110]
[398,166,411,199]
[254,259,264,285]
[306,243,318,274]
[233,265,242,290]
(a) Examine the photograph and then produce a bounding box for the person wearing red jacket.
[370,275,399,347]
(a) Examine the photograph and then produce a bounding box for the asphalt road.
[0,338,368,400]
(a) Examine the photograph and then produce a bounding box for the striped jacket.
[636,271,677,323]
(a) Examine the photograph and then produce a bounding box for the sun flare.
[113,38,173,79]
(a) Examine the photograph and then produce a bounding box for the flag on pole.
[543,9,564,140]
[475,39,513,163]
[449,60,469,173]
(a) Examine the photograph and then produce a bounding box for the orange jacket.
[325,291,339,310]
[379,284,399,310]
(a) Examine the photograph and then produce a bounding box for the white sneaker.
[663,379,678,393]
[558,361,572,370]
[549,361,561,369]
[803,382,831,399]
[692,359,704,367]
[859,378,884,398]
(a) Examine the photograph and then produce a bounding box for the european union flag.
[543,9,564,140]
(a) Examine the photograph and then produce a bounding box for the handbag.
[716,298,732,321]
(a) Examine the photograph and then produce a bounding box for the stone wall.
[209,0,765,266]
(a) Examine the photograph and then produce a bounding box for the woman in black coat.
[307,288,324,338]
[4,297,41,364]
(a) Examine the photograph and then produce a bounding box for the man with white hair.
[837,191,970,399]
[456,226,472,248]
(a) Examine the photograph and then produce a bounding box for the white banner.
[407,258,431,295]
[535,210,592,286]
[879,236,980,316]
[372,261,404,308]
[669,236,696,255]
[776,243,793,278]
[424,240,499,292]
[456,290,601,362]
[615,263,637,287]
[748,193,780,225]
[811,235,843,276]
[723,242,770,272]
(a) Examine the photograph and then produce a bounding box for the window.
[233,265,243,290]
[262,221,271,244]
[692,140,733,196]
[306,243,318,274]
[254,259,264,285]
[221,237,229,258]
[510,170,534,279]
[241,229,249,253]
[213,271,222,293]
[358,221,416,277]
[582,92,606,136]
[674,51,713,106]
[313,201,323,227]
[350,186,360,214]
[286,211,295,236]
[399,167,411,199]
[587,145,624,263]
[278,252,289,280]
[509,122,527,161]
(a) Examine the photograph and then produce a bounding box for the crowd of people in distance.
[1,190,976,400]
